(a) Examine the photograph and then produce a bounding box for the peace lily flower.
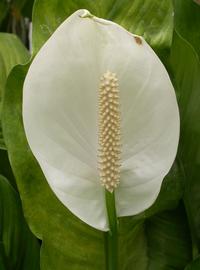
[23,9,179,231]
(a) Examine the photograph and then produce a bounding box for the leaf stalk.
[104,190,118,270]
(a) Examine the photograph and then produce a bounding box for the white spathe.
[23,9,180,231]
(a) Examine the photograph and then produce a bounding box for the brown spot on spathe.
[134,36,142,45]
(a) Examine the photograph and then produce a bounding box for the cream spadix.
[99,71,121,192]
[23,9,179,231]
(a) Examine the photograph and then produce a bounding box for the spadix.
[98,71,121,193]
[23,9,179,231]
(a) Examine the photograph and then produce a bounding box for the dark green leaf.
[0,33,29,149]
[119,204,192,269]
[32,0,174,54]
[21,0,35,18]
[0,174,40,270]
[0,1,9,26]
[145,204,192,269]
[0,33,29,97]
[171,0,200,255]
[174,0,200,60]
[170,31,200,252]
[185,256,200,270]
[0,149,16,189]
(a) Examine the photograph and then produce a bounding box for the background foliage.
[0,0,200,269]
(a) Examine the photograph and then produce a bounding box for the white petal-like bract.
[23,10,179,231]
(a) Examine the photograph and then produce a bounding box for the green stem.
[104,190,118,270]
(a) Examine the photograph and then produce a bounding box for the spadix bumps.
[23,10,180,231]
[98,71,121,192]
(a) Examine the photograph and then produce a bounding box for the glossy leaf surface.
[0,174,40,270]
[171,32,200,250]
[0,33,29,149]
[32,0,173,54]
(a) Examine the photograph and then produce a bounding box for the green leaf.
[145,204,192,269]
[21,0,35,18]
[174,0,200,60]
[0,1,9,26]
[185,256,200,270]
[170,31,200,253]
[32,0,173,54]
[0,33,29,100]
[171,0,200,256]
[119,204,192,269]
[0,174,40,270]
[0,124,6,150]
[0,149,16,189]
[0,33,29,149]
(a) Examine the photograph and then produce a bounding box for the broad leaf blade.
[0,149,16,189]
[0,1,9,26]
[185,256,200,270]
[145,204,192,269]
[119,204,192,269]
[0,33,29,90]
[0,174,40,270]
[174,0,200,60]
[0,33,29,149]
[170,2,200,254]
[32,0,173,54]
[170,31,200,251]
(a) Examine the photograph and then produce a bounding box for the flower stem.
[104,190,118,270]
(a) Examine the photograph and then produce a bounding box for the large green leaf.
[171,0,200,254]
[174,0,200,60]
[0,149,16,189]
[119,204,192,269]
[0,1,9,26]
[170,2,200,255]
[32,0,174,54]
[185,256,200,270]
[170,0,200,254]
[170,31,200,253]
[0,174,40,270]
[145,204,191,269]
[0,33,29,100]
[0,33,29,149]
